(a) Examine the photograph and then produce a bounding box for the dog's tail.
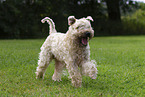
[41,17,57,34]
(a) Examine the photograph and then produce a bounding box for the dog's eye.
[76,25,84,29]
[76,26,81,29]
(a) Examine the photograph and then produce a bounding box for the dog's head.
[67,16,94,46]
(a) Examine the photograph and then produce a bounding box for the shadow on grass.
[82,76,110,90]
[39,76,71,87]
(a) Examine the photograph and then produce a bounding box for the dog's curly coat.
[36,16,98,87]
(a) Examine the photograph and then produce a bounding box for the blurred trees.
[0,0,46,38]
[0,0,144,39]
[105,0,121,21]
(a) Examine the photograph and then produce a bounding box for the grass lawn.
[0,36,145,96]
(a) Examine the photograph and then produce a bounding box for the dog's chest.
[73,48,88,64]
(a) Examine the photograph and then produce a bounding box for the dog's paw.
[72,81,82,88]
[35,72,44,79]
[71,77,82,88]
[52,76,62,82]
[89,68,98,79]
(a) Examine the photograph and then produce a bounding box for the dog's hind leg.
[52,59,65,81]
[36,47,53,79]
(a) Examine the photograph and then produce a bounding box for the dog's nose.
[86,32,91,37]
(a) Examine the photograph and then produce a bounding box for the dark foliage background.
[0,0,144,39]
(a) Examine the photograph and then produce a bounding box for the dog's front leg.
[66,62,82,88]
[81,60,98,79]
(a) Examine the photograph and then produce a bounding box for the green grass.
[0,36,145,97]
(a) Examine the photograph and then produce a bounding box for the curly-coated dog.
[36,16,98,87]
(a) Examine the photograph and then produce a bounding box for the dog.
[35,16,98,87]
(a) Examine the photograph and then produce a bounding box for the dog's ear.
[86,16,94,22]
[68,16,76,25]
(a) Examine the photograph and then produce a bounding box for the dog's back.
[44,33,69,61]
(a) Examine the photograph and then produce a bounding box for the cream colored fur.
[36,16,98,87]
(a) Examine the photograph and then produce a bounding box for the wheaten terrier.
[36,16,98,87]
